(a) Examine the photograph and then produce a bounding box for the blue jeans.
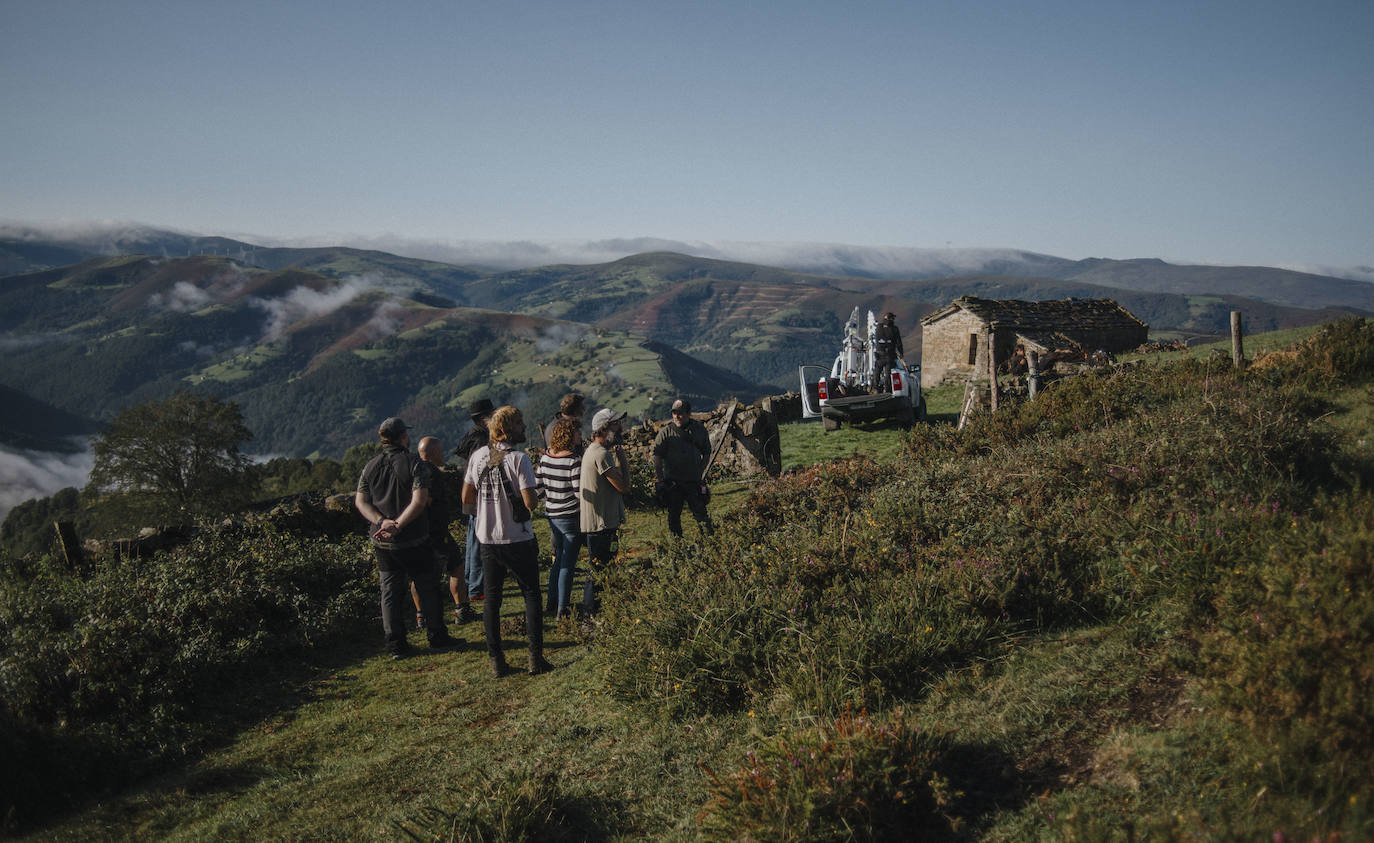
[465,515,484,599]
[545,516,583,617]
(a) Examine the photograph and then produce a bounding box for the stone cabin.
[918,296,1149,386]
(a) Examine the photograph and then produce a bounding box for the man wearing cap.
[579,407,630,615]
[355,417,460,659]
[874,312,904,393]
[652,398,714,538]
[453,398,495,615]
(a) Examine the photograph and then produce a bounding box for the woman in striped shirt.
[537,416,583,618]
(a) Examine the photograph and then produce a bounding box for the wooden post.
[987,330,998,412]
[1231,311,1245,368]
[957,382,976,430]
[1028,350,1041,400]
[54,521,84,570]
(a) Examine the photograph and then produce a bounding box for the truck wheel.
[823,416,840,432]
[899,404,915,428]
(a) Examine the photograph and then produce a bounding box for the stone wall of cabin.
[921,310,988,387]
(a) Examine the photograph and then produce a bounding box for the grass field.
[9,322,1372,840]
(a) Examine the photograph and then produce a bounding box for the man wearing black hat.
[652,398,714,538]
[355,417,460,659]
[874,312,904,393]
[453,398,495,611]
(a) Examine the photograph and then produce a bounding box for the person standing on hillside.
[542,392,585,451]
[874,312,904,393]
[453,398,495,618]
[580,407,630,616]
[355,417,460,660]
[536,416,583,619]
[461,406,553,677]
[652,398,714,538]
[407,436,470,629]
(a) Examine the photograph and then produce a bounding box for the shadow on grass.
[2,625,380,836]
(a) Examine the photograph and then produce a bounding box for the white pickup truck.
[798,307,926,431]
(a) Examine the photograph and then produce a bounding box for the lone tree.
[88,392,258,523]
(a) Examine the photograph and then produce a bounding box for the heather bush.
[698,708,964,840]
[0,523,375,825]
[1202,491,1374,784]
[595,350,1339,719]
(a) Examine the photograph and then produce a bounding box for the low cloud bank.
[0,443,94,523]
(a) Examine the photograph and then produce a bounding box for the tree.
[87,392,258,523]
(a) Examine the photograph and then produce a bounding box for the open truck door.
[798,363,827,419]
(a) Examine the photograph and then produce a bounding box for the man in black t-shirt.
[356,417,460,659]
[874,312,904,393]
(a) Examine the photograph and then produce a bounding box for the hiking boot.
[428,634,462,650]
[489,656,512,679]
[455,604,480,624]
[528,653,554,675]
[390,645,413,662]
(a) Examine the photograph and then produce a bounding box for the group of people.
[353,392,714,678]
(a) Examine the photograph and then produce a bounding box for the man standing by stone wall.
[652,398,713,538]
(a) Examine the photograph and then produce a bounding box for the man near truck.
[874,312,904,393]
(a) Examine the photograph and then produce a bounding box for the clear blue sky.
[3,0,1371,269]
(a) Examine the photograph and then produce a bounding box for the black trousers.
[664,481,712,537]
[479,539,543,660]
[375,543,446,653]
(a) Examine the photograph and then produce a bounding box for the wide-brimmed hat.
[468,398,495,421]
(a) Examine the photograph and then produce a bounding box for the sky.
[2,0,1372,270]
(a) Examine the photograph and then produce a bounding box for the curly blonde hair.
[547,416,579,452]
[487,405,523,444]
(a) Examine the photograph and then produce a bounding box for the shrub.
[1202,492,1374,785]
[698,709,964,840]
[0,522,375,828]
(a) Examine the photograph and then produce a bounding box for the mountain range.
[1,224,1369,463]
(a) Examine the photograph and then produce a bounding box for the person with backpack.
[355,417,461,660]
[461,406,553,678]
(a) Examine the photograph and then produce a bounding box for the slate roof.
[920,296,1148,331]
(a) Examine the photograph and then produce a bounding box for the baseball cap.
[592,408,627,431]
[379,417,408,439]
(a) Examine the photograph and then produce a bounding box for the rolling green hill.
[0,257,770,457]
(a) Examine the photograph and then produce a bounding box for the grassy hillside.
[4,320,1370,839]
[0,256,771,457]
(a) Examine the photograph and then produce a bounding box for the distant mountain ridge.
[2,224,1369,457]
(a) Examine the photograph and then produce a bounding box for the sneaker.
[390,645,413,661]
[415,612,424,628]
[528,654,554,675]
[455,604,480,624]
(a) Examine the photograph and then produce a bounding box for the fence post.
[987,330,999,412]
[1231,311,1245,368]
[1028,350,1041,400]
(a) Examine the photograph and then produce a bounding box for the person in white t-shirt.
[461,406,553,678]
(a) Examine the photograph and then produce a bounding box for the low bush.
[0,523,375,828]
[1203,491,1374,787]
[698,708,964,840]
[594,349,1340,721]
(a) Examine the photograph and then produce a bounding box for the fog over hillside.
[7,221,1372,283]
[0,444,92,522]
